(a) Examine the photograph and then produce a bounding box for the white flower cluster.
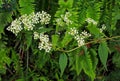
[7,18,23,36]
[99,24,106,33]
[33,32,39,39]
[56,12,72,26]
[69,28,91,47]
[34,32,52,52]
[86,18,97,25]
[7,11,51,35]
[38,11,51,25]
[21,12,38,31]
[68,27,78,36]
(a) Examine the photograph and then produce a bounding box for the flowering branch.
[58,35,120,53]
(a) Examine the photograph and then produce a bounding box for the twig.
[58,35,120,53]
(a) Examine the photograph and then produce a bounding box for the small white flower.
[39,33,49,43]
[69,29,91,47]
[80,30,91,38]
[7,19,23,35]
[21,14,34,30]
[34,32,39,39]
[100,29,103,33]
[56,18,64,26]
[56,12,72,26]
[99,24,106,33]
[101,24,106,30]
[86,18,97,25]
[7,11,51,36]
[38,11,51,25]
[77,38,85,47]
[38,42,45,50]
[68,27,78,36]
[65,12,72,17]
[30,12,40,24]
[75,35,85,47]
[74,35,80,40]
[44,42,52,52]
[38,33,52,52]
[63,12,72,25]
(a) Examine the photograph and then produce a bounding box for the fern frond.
[0,12,12,34]
[86,2,102,21]
[82,54,95,81]
[19,0,35,15]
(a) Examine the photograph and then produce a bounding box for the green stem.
[58,35,120,53]
[26,51,29,81]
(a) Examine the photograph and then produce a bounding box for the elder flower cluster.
[7,11,51,35]
[56,12,72,26]
[7,18,23,36]
[86,18,97,25]
[99,24,106,33]
[69,28,91,47]
[34,32,52,52]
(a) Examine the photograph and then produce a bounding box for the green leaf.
[19,0,35,15]
[66,0,73,8]
[90,49,98,71]
[52,35,59,49]
[36,27,53,33]
[111,5,120,30]
[87,25,100,38]
[40,76,47,81]
[75,55,82,75]
[59,0,73,8]
[98,41,108,69]
[86,2,101,21]
[61,32,72,47]
[112,52,120,68]
[25,32,33,50]
[3,56,11,66]
[0,12,12,36]
[59,54,67,77]
[37,51,48,69]
[82,54,95,81]
[16,79,24,81]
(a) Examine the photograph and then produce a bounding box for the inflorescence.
[69,27,91,47]
[34,32,52,52]
[56,12,72,26]
[7,11,106,53]
[86,18,97,25]
[7,11,51,35]
[99,24,106,33]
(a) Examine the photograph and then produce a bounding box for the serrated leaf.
[59,0,73,8]
[66,0,73,8]
[75,55,82,75]
[61,32,72,47]
[36,27,53,33]
[98,41,108,69]
[90,49,98,71]
[3,57,11,66]
[59,54,67,77]
[86,2,101,21]
[25,32,32,50]
[87,25,100,38]
[19,0,35,15]
[52,35,59,49]
[16,79,24,81]
[81,54,95,81]
[37,51,48,69]
[112,52,120,68]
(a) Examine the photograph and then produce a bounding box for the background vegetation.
[0,0,120,81]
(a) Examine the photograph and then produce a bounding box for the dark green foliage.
[0,0,120,81]
[105,69,120,81]
[19,0,35,15]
